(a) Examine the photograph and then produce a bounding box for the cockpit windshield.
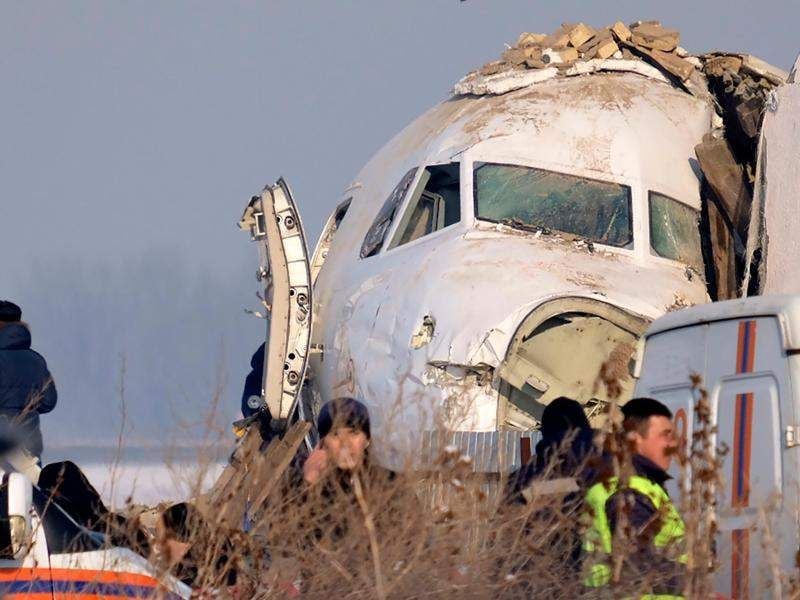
[648,191,703,271]
[474,163,633,248]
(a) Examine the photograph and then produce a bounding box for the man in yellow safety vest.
[583,397,686,599]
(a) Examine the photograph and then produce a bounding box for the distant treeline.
[5,252,265,449]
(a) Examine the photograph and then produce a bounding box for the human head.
[317,398,371,470]
[0,301,21,324]
[161,502,199,543]
[540,396,591,441]
[622,397,675,471]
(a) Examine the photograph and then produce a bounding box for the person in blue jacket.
[0,300,57,459]
[240,342,265,418]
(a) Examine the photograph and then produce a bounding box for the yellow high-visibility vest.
[583,475,687,600]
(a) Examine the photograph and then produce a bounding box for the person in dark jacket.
[503,397,602,582]
[583,397,685,597]
[240,342,265,418]
[0,301,57,458]
[301,397,373,486]
[280,398,422,594]
[506,397,599,503]
[155,502,239,589]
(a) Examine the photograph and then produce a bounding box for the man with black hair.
[286,398,422,594]
[0,300,57,459]
[302,397,372,485]
[583,397,686,598]
[156,502,238,589]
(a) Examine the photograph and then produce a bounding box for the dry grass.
[22,365,800,599]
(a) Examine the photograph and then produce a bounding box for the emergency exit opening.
[497,298,647,429]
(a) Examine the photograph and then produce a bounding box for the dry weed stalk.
[679,373,726,597]
[26,364,800,598]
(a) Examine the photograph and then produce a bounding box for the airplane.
[233,21,793,476]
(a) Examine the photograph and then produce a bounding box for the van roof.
[645,294,800,351]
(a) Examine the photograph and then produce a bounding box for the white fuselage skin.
[310,73,713,470]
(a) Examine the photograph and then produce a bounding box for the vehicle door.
[33,485,187,599]
[0,472,55,599]
[238,178,313,426]
[634,320,709,500]
[706,316,791,598]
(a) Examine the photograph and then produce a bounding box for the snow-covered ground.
[42,446,227,508]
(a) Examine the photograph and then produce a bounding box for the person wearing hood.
[240,342,265,418]
[501,397,602,587]
[506,396,599,503]
[0,301,57,459]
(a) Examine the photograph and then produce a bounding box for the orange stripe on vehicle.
[51,591,165,600]
[730,320,757,600]
[0,567,159,587]
[731,529,750,599]
[52,592,155,600]
[0,567,51,580]
[47,569,159,586]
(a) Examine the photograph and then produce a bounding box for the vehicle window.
[360,168,417,258]
[649,191,703,271]
[33,486,104,554]
[393,163,461,247]
[474,163,633,248]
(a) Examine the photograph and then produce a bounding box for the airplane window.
[322,198,352,246]
[474,163,633,248]
[394,163,461,247]
[333,199,351,230]
[649,191,703,271]
[360,168,418,258]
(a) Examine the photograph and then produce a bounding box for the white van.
[634,294,800,598]
[0,468,190,598]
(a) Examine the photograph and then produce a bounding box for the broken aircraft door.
[201,180,313,528]
[239,178,313,425]
[497,298,647,429]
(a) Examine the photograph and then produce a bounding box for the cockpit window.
[474,163,633,248]
[322,198,352,246]
[649,191,703,271]
[360,168,418,258]
[392,163,461,248]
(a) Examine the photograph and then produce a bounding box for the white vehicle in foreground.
[0,466,190,599]
[635,294,800,598]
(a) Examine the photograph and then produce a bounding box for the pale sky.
[1,0,798,450]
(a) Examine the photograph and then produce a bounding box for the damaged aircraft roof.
[455,20,787,301]
[240,20,799,473]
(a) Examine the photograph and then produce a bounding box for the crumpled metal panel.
[419,429,540,473]
[744,65,800,295]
